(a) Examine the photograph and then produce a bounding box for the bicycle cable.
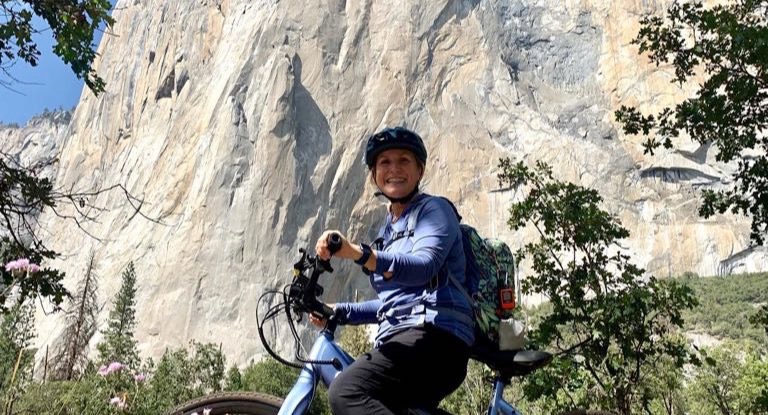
[283,282,341,369]
[256,287,304,369]
[256,280,340,370]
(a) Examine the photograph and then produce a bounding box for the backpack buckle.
[428,274,440,290]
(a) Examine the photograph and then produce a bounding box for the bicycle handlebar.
[257,232,348,369]
[287,232,345,321]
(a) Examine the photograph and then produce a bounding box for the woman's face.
[373,149,423,199]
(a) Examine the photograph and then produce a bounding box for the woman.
[314,127,474,415]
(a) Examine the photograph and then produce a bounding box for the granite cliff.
[4,0,764,364]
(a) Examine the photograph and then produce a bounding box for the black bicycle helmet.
[364,127,428,168]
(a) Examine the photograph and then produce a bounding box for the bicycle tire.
[166,391,283,415]
[557,410,619,415]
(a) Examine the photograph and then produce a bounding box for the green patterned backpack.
[457,224,518,346]
[407,196,519,348]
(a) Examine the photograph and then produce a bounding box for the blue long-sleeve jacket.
[334,194,475,347]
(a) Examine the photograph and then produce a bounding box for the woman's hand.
[309,303,335,328]
[315,230,358,261]
[315,230,379,274]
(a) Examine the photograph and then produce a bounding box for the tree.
[737,347,768,415]
[615,0,768,245]
[636,355,688,415]
[50,251,100,380]
[141,347,201,412]
[191,342,226,393]
[0,299,35,398]
[0,155,68,313]
[97,261,139,368]
[498,159,698,415]
[0,0,114,93]
[337,324,372,359]
[750,305,768,338]
[224,365,243,391]
[687,341,768,415]
[240,357,330,415]
[0,2,151,317]
[441,360,493,415]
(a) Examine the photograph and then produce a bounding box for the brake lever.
[317,258,334,273]
[292,303,304,322]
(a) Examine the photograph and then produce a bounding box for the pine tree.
[50,251,100,380]
[97,262,139,368]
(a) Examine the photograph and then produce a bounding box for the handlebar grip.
[327,232,342,255]
[317,232,343,273]
[321,303,335,319]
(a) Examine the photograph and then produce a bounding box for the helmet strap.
[374,184,421,205]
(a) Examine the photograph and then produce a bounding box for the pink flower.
[134,373,146,382]
[98,361,125,376]
[4,258,41,274]
[107,361,124,373]
[109,396,126,409]
[4,260,17,271]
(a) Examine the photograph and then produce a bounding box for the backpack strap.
[380,196,477,329]
[390,196,431,243]
[390,195,462,243]
[395,195,470,296]
[446,272,475,308]
[437,196,462,222]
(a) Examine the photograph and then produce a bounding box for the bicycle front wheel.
[167,391,283,415]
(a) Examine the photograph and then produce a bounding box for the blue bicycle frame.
[277,327,354,415]
[276,325,523,415]
[272,242,531,415]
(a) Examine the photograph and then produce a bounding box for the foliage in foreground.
[0,0,114,93]
[0,0,114,312]
[499,159,698,415]
[687,341,768,415]
[615,0,768,245]
[13,341,225,414]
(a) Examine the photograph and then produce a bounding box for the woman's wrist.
[354,243,373,265]
[343,241,363,261]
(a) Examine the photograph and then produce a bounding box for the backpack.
[403,195,519,348]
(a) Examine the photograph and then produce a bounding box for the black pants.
[328,325,470,415]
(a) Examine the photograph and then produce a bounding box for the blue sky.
[0,5,114,125]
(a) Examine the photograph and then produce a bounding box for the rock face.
[21,0,765,365]
[0,110,71,183]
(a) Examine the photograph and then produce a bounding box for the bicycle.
[168,235,615,415]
